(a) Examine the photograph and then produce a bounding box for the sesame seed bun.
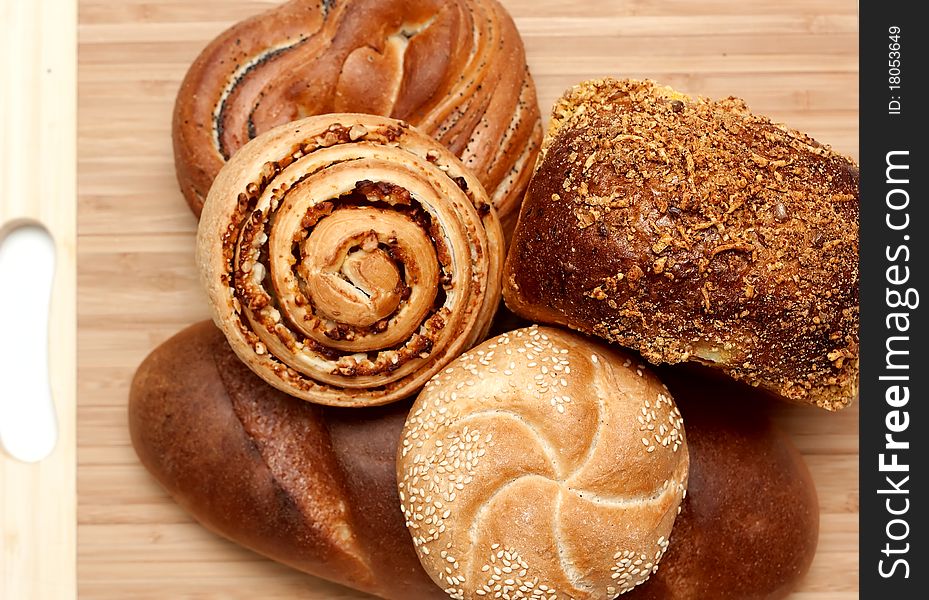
[397,325,690,599]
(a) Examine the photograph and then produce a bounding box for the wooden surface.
[1,0,77,598]
[77,0,859,597]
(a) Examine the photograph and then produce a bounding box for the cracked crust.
[504,78,860,411]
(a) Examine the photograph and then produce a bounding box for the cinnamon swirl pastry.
[173,0,542,228]
[197,114,504,406]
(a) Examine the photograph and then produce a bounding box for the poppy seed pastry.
[503,78,860,411]
[173,0,542,227]
[397,326,690,599]
[197,113,504,406]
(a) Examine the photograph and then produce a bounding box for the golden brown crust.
[173,0,542,223]
[397,326,689,599]
[504,78,859,411]
[198,113,504,406]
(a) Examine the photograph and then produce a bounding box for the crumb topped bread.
[504,78,859,410]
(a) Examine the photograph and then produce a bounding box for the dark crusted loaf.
[503,78,859,410]
[130,320,818,599]
[129,321,446,600]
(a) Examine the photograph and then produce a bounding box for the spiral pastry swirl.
[197,114,504,406]
[174,0,542,227]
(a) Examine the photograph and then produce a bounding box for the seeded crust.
[397,326,689,599]
[173,0,542,229]
[504,78,860,411]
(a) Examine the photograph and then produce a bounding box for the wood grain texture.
[1,0,77,598]
[77,0,859,597]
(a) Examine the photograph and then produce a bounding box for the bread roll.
[197,113,503,406]
[130,321,818,599]
[503,78,859,411]
[173,0,542,226]
[397,326,690,599]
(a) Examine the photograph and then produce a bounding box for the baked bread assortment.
[503,78,860,411]
[173,0,542,226]
[129,321,818,600]
[126,0,855,596]
[398,326,689,598]
[197,113,504,407]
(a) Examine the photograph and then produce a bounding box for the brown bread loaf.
[628,367,820,599]
[130,321,818,599]
[503,78,860,411]
[130,321,446,600]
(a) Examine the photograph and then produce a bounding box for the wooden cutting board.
[77,0,859,597]
[2,1,76,598]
